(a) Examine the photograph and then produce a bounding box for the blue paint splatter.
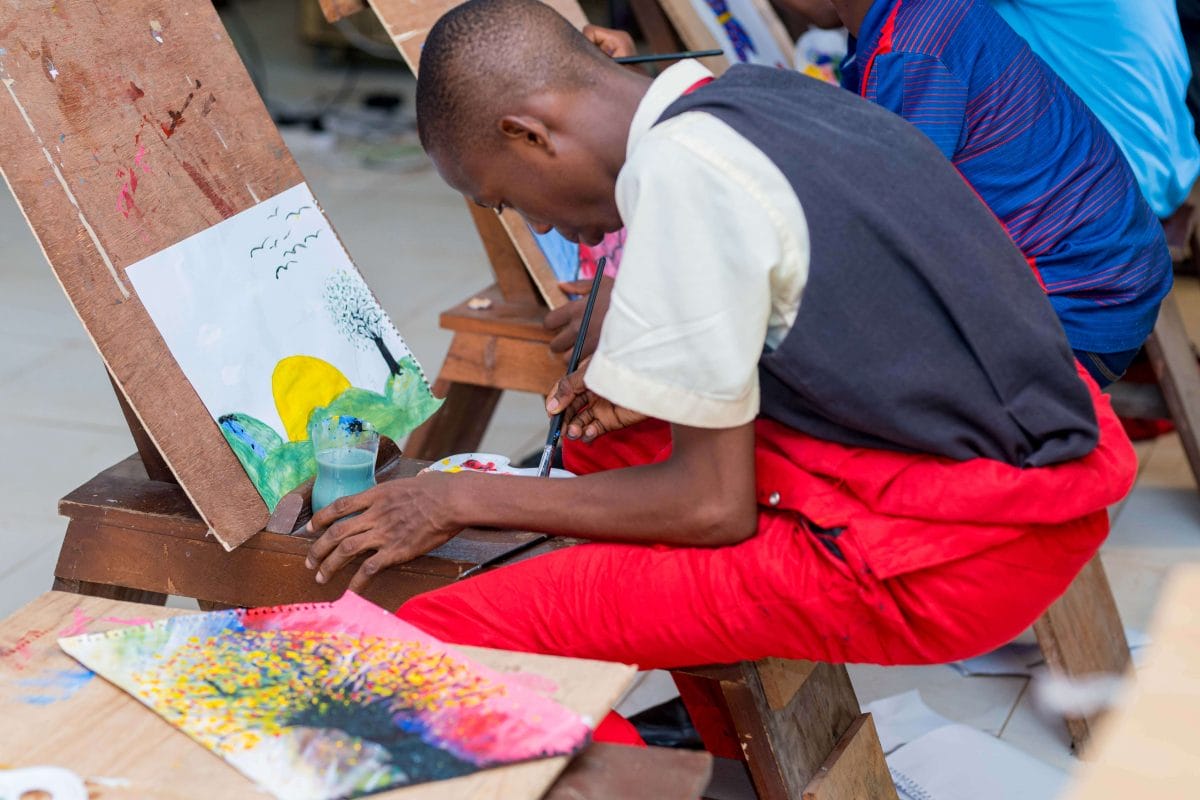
[19,667,94,705]
[0,48,7,56]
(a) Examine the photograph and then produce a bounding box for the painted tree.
[324,270,402,374]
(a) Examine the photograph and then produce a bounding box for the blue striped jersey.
[841,0,1172,354]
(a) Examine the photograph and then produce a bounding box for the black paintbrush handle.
[539,257,608,476]
[614,49,724,65]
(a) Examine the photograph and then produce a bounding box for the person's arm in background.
[583,24,637,58]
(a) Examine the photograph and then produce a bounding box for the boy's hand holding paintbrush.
[545,367,647,445]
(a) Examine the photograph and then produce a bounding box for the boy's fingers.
[549,325,579,353]
[305,490,373,536]
[314,528,380,585]
[307,510,369,562]
[557,279,595,295]
[546,374,579,414]
[543,301,578,331]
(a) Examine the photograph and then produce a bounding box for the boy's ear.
[498,115,556,155]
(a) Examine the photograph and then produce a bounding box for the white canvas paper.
[688,0,791,68]
[126,182,439,509]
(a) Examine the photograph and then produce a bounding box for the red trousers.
[397,367,1135,744]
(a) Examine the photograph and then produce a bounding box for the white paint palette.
[424,453,575,479]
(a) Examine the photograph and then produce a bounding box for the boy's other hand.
[583,24,637,59]
[546,365,647,442]
[543,277,613,363]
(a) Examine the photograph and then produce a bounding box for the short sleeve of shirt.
[584,113,809,429]
[870,52,969,159]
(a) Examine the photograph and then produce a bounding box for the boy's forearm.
[443,424,757,546]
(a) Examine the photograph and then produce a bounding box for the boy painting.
[305,0,1134,743]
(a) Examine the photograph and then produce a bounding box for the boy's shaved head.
[416,0,651,245]
[417,0,609,158]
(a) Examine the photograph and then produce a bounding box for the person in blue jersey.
[587,0,1173,386]
[991,0,1199,220]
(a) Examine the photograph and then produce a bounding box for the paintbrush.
[458,258,608,581]
[537,255,608,478]
[614,49,724,65]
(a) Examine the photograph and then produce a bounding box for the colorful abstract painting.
[58,593,590,800]
[690,0,790,68]
[124,183,441,510]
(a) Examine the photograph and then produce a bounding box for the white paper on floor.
[888,724,1069,800]
[951,628,1149,677]
[862,690,954,754]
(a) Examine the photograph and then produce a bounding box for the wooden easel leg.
[1032,554,1131,751]
[403,379,503,461]
[801,714,895,800]
[107,370,176,484]
[674,660,898,800]
[628,0,685,54]
[1145,293,1200,489]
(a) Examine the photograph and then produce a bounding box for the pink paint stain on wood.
[0,629,47,669]
[58,608,95,637]
[116,142,150,219]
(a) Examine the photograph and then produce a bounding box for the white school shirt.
[584,61,810,429]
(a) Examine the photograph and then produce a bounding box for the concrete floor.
[2,1,1200,796]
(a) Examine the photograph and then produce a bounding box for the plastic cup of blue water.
[310,416,379,513]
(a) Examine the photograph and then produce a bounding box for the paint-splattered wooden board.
[0,2,313,548]
[361,0,584,310]
[0,591,637,800]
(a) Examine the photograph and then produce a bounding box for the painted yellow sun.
[272,356,351,441]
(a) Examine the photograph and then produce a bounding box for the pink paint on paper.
[101,615,154,626]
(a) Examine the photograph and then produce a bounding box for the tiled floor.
[2,3,1199,797]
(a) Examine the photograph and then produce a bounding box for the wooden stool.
[1153,192,1200,490]
[674,660,897,800]
[1145,292,1200,489]
[1034,554,1131,751]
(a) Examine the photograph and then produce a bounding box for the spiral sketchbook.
[58,593,590,800]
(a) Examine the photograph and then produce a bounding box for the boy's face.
[432,125,624,246]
